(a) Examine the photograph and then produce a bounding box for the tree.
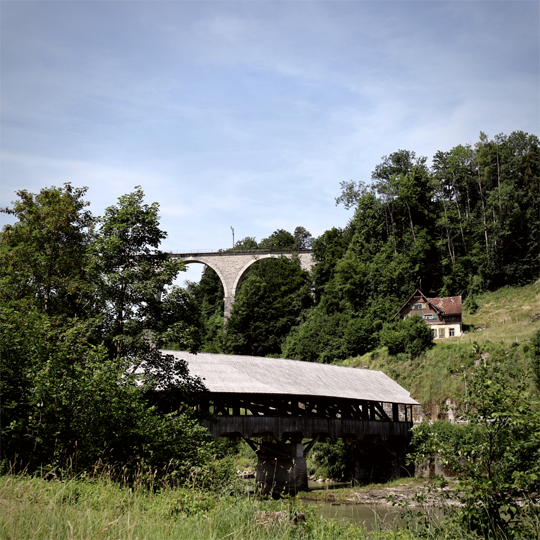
[0,184,96,318]
[233,236,258,250]
[293,226,313,249]
[259,229,295,250]
[0,185,211,475]
[225,257,313,357]
[310,226,352,302]
[0,309,211,473]
[282,305,351,363]
[94,188,203,370]
[410,353,540,539]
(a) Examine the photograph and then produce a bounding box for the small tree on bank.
[379,314,434,359]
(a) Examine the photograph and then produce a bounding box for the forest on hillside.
[188,131,540,361]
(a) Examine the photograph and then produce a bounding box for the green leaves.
[0,184,96,318]
[94,187,202,363]
[409,351,540,538]
[225,257,313,357]
[1,185,211,478]
[380,315,434,359]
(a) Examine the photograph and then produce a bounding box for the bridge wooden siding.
[204,416,413,440]
[163,350,418,442]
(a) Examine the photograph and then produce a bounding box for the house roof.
[392,289,462,320]
[162,350,419,406]
[426,295,462,315]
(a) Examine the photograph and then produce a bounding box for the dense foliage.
[188,130,539,362]
[409,351,540,539]
[0,185,212,475]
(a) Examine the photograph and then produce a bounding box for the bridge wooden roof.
[163,351,419,405]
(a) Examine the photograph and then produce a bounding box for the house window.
[423,314,436,320]
[449,328,455,337]
[431,329,436,338]
[411,303,426,310]
[438,328,446,338]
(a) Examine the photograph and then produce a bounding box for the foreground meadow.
[0,473,415,540]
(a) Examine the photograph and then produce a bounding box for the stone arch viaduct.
[169,250,314,319]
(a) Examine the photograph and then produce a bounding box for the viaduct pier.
[169,250,314,319]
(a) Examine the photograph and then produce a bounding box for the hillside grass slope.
[343,281,540,418]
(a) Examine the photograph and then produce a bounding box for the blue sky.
[1,0,538,284]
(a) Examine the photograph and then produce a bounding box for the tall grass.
[3,470,538,539]
[0,471,416,540]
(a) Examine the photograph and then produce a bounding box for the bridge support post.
[254,440,308,495]
[353,435,408,484]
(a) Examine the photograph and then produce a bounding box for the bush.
[0,308,216,479]
[408,350,540,539]
[532,329,540,391]
[380,315,434,359]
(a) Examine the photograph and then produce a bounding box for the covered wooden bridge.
[164,351,419,493]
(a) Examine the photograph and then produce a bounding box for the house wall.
[431,323,462,339]
[401,298,462,338]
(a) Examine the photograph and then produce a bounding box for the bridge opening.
[178,264,224,320]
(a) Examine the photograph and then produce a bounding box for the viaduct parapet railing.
[169,249,314,319]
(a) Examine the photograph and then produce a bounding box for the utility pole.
[231,226,235,251]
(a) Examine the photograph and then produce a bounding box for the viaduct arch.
[169,250,314,319]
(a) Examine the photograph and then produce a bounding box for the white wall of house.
[431,323,462,339]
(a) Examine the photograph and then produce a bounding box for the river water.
[304,481,408,530]
[243,478,432,530]
[303,500,407,529]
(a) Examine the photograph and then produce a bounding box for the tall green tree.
[225,257,313,357]
[259,229,295,250]
[0,185,209,474]
[94,188,204,381]
[0,185,96,318]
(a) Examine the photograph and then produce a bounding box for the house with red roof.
[392,289,462,339]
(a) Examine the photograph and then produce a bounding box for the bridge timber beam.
[203,417,413,441]
[169,250,314,319]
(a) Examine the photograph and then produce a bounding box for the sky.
[1,0,538,284]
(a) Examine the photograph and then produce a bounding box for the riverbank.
[298,477,459,508]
